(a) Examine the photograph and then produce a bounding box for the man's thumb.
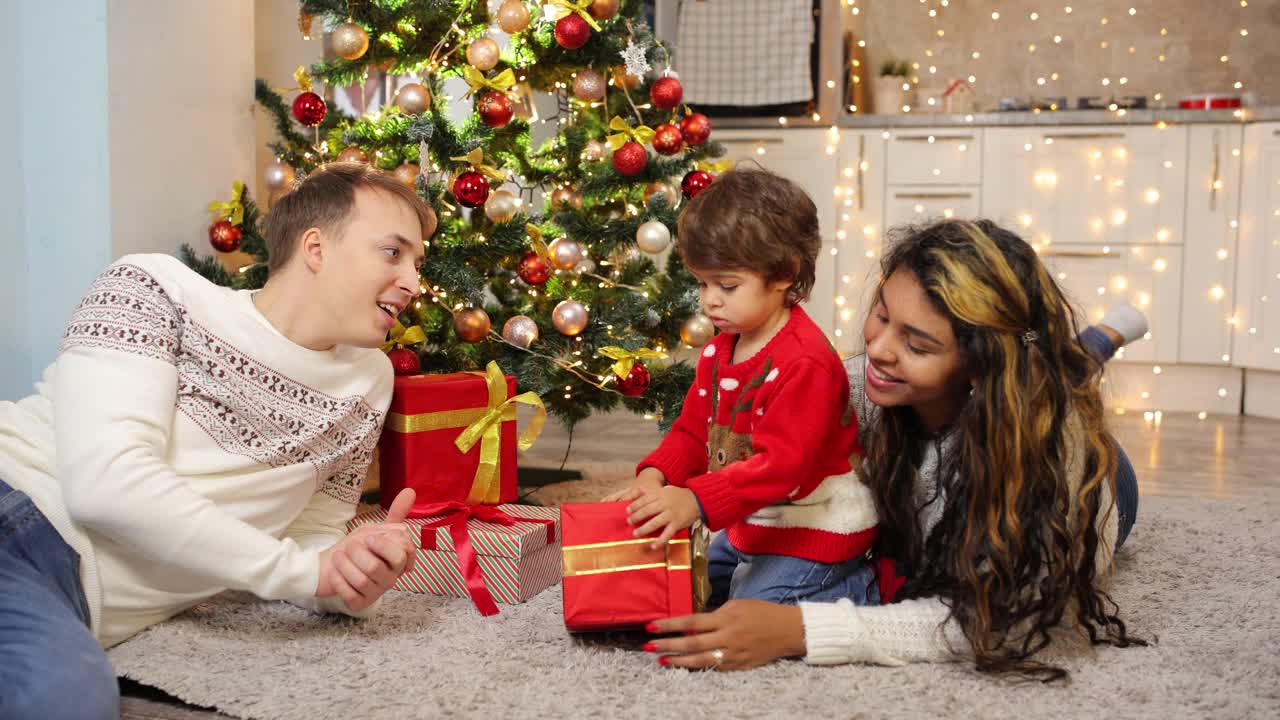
[384,487,416,523]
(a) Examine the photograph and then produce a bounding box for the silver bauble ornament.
[572,70,606,102]
[547,236,584,271]
[680,314,716,346]
[264,160,295,190]
[502,315,540,348]
[635,220,672,254]
[552,300,589,336]
[466,37,501,71]
[395,83,432,114]
[484,190,520,223]
[583,139,608,162]
[332,22,370,60]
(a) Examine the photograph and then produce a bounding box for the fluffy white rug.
[108,486,1280,720]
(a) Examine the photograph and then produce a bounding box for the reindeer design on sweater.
[705,358,772,472]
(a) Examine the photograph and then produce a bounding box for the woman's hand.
[645,599,807,671]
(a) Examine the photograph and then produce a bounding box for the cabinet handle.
[857,135,865,211]
[1037,249,1125,259]
[1210,129,1221,213]
[1042,132,1126,141]
[893,134,974,142]
[721,138,784,146]
[894,192,973,200]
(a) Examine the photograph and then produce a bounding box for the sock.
[1099,301,1149,346]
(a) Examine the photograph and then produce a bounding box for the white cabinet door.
[981,126,1188,249]
[885,186,982,229]
[1234,122,1280,371]
[830,129,887,353]
[1038,244,1182,363]
[1181,125,1244,365]
[714,129,840,337]
[885,128,982,185]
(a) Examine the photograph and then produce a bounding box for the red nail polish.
[657,656,669,666]
[642,642,657,653]
[644,622,659,633]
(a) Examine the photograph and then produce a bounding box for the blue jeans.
[705,531,878,607]
[1079,325,1139,547]
[0,478,119,719]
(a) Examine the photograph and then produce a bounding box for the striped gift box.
[347,504,561,606]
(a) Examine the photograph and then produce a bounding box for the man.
[0,163,432,719]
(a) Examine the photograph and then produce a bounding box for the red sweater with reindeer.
[638,306,878,564]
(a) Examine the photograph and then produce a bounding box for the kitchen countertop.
[712,106,1280,130]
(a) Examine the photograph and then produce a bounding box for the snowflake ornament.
[620,39,651,79]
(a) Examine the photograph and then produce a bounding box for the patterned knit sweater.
[0,255,392,647]
[639,306,877,564]
[799,354,1120,666]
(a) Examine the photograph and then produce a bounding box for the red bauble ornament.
[209,220,242,253]
[612,140,647,177]
[554,14,591,49]
[679,112,711,145]
[517,251,551,285]
[650,76,684,110]
[452,171,491,208]
[291,92,327,127]
[651,123,684,155]
[387,348,421,375]
[681,170,715,199]
[616,362,651,397]
[477,91,514,128]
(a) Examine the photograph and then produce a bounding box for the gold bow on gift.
[606,116,656,151]
[380,319,425,352]
[462,66,516,99]
[450,148,508,182]
[453,361,547,503]
[526,223,550,261]
[597,346,668,380]
[207,181,246,226]
[548,0,602,31]
[696,159,735,174]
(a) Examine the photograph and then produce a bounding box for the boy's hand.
[627,485,701,549]
[316,488,417,612]
[601,466,666,502]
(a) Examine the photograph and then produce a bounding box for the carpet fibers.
[107,486,1280,719]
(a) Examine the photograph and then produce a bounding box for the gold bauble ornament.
[547,237,584,270]
[550,187,574,211]
[635,220,672,255]
[502,315,540,348]
[680,314,716,346]
[643,181,679,208]
[264,160,295,191]
[589,0,620,21]
[572,70,606,102]
[484,190,520,223]
[552,300,589,336]
[393,163,420,187]
[453,307,492,343]
[496,0,531,33]
[395,83,432,115]
[466,37,501,71]
[332,22,370,60]
[611,65,641,90]
[583,139,608,162]
[336,147,369,164]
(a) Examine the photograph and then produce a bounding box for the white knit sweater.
[0,255,392,647]
[800,354,1119,666]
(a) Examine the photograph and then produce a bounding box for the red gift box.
[379,361,544,509]
[560,501,710,632]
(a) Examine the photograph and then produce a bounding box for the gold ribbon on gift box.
[385,361,546,504]
[562,524,712,611]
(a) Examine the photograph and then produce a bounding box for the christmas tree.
[187,0,729,432]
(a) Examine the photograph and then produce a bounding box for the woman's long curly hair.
[865,219,1144,682]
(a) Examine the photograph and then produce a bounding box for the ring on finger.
[709,648,725,667]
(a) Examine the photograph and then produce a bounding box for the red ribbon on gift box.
[410,501,557,616]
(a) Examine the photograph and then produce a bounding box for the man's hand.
[601,466,666,502]
[626,485,701,549]
[316,488,417,612]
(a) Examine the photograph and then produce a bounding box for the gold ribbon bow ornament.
[381,319,426,352]
[548,0,602,31]
[207,181,246,226]
[526,223,551,262]
[452,361,547,503]
[450,148,508,183]
[606,116,656,151]
[597,346,669,380]
[463,66,517,99]
[696,159,735,175]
